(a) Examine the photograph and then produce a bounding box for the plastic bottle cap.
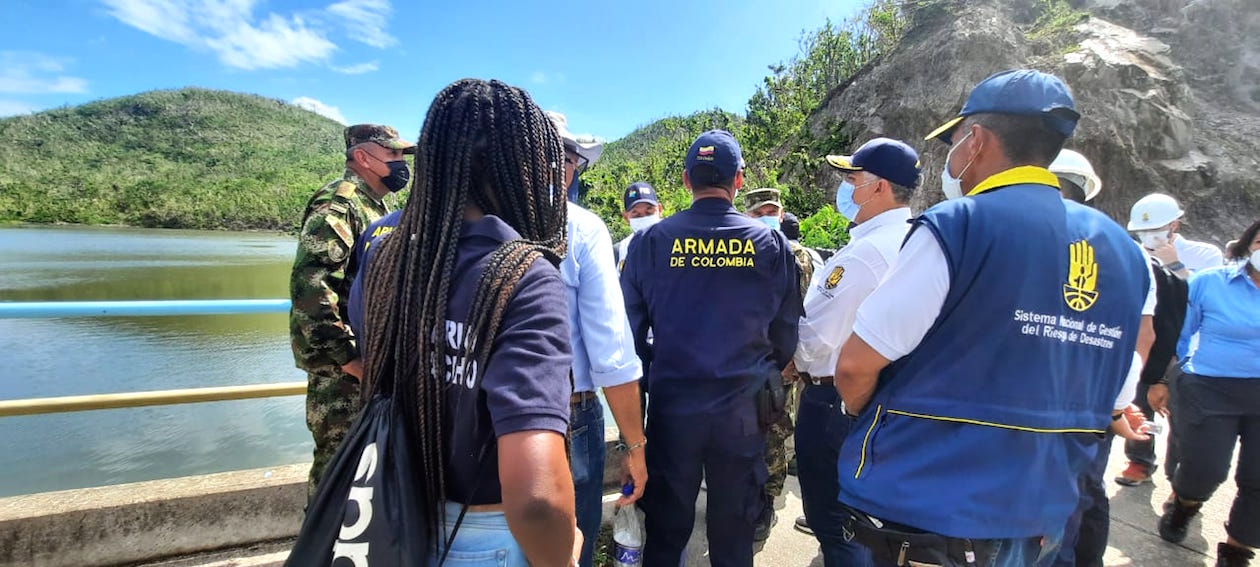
[621,483,634,496]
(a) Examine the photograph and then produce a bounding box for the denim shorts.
[432,501,530,566]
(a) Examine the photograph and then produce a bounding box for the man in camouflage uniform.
[290,124,415,498]
[742,187,813,541]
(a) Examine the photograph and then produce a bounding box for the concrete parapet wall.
[0,464,307,567]
[0,433,625,567]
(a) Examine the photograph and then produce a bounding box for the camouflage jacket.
[789,240,815,300]
[289,170,390,371]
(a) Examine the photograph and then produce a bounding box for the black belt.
[570,391,597,405]
[844,507,1001,566]
[799,372,835,386]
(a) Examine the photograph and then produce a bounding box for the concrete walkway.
[148,437,1236,566]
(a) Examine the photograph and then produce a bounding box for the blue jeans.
[794,384,874,567]
[1055,434,1113,567]
[569,394,606,567]
[433,501,530,566]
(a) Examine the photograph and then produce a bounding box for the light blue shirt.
[1177,263,1260,378]
[560,202,643,393]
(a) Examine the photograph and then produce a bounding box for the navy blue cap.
[781,212,801,240]
[685,129,745,186]
[825,137,923,189]
[623,181,659,211]
[926,69,1080,144]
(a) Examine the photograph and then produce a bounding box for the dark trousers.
[1171,373,1260,547]
[1125,382,1160,472]
[1055,434,1113,567]
[569,395,606,567]
[795,384,874,567]
[641,401,766,567]
[1125,381,1182,480]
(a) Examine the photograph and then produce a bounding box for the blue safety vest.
[838,167,1148,539]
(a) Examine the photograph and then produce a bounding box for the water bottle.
[612,483,644,567]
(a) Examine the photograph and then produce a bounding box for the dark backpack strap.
[437,436,497,566]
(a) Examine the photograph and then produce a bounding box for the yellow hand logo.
[1064,240,1100,312]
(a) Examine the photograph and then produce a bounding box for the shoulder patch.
[329,202,348,215]
[326,215,355,248]
[334,181,357,198]
[824,266,845,289]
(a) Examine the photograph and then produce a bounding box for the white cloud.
[326,0,396,48]
[293,96,347,124]
[101,0,397,71]
[331,61,379,74]
[205,14,336,70]
[101,0,197,43]
[530,71,548,84]
[0,99,37,117]
[0,52,88,95]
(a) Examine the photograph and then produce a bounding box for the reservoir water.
[0,225,310,497]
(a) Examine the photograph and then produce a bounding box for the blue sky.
[1,0,865,141]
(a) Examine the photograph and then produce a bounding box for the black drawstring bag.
[286,394,430,566]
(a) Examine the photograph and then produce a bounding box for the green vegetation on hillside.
[0,88,346,231]
[1,0,910,241]
[583,0,909,246]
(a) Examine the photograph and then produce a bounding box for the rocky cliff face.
[792,0,1257,247]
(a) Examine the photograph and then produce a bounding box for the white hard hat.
[1128,193,1184,231]
[1048,149,1102,201]
[545,110,604,166]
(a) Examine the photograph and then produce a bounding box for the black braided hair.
[358,79,567,543]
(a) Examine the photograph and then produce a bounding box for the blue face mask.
[835,180,877,222]
[835,182,861,221]
[758,216,781,231]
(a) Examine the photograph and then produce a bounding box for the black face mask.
[380,159,410,192]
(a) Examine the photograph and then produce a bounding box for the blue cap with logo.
[925,69,1080,144]
[825,137,923,189]
[685,129,745,186]
[623,181,659,212]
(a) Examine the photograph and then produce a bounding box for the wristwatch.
[1165,260,1186,272]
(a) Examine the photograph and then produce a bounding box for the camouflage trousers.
[305,365,362,499]
[764,379,798,502]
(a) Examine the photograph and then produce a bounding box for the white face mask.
[628,215,661,233]
[1137,230,1170,250]
[1250,249,1260,271]
[940,131,976,200]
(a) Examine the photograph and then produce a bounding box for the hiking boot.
[1159,498,1202,544]
[794,515,814,535]
[1115,462,1154,486]
[1217,542,1255,567]
[754,508,777,542]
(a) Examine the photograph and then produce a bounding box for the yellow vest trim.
[884,409,1106,435]
[854,404,883,479]
[967,166,1060,197]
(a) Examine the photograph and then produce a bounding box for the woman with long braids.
[349,79,578,566]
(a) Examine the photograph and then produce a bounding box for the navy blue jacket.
[620,197,801,415]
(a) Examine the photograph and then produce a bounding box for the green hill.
[580,0,907,247]
[0,88,346,231]
[582,109,744,239]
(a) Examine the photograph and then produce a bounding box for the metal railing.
[0,299,302,417]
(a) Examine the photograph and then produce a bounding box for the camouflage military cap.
[344,124,416,154]
[744,187,783,213]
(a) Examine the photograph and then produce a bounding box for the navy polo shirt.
[620,197,801,415]
[349,213,573,505]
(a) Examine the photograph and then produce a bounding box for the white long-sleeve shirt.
[793,207,911,377]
